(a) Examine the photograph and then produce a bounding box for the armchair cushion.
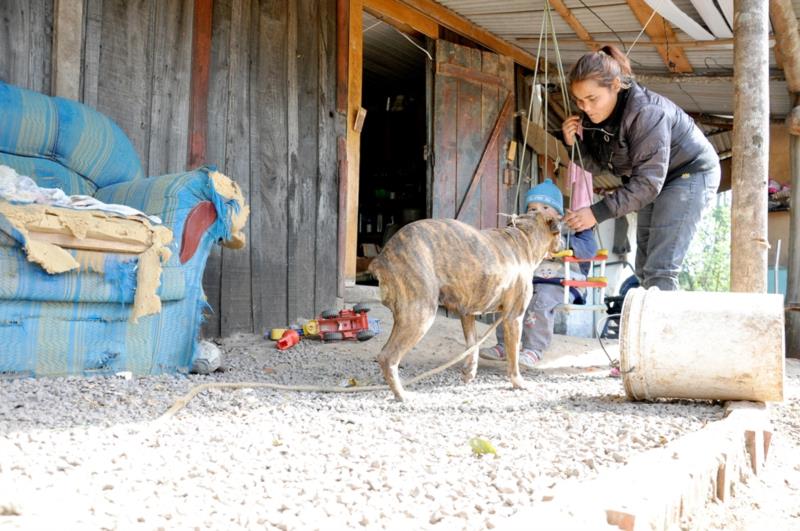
[0,81,143,193]
[0,246,186,304]
[0,152,96,196]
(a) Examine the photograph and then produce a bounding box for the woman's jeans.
[635,166,721,290]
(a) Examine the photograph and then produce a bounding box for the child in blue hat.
[480,179,598,368]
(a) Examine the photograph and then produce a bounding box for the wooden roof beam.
[518,36,776,50]
[626,0,693,73]
[769,0,800,93]
[363,0,438,39]
[549,0,599,51]
[398,0,539,70]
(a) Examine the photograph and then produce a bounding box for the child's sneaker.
[479,345,506,361]
[518,349,542,369]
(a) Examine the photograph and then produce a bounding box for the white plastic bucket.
[620,288,785,402]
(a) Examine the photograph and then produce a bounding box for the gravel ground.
[0,303,769,530]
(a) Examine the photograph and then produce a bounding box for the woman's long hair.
[569,45,633,89]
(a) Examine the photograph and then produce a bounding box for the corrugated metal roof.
[364,0,795,165]
[435,0,794,117]
[645,79,792,116]
[363,12,427,88]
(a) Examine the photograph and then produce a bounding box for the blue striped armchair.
[0,81,248,377]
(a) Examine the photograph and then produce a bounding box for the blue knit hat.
[525,179,564,215]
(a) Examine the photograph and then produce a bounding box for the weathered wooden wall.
[202,0,339,336]
[0,0,341,337]
[82,0,194,177]
[0,1,53,93]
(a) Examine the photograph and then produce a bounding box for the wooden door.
[431,40,515,228]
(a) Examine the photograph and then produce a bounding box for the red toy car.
[302,304,375,341]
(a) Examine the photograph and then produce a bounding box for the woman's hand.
[561,115,583,146]
[563,207,597,232]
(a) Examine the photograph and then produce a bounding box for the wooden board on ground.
[504,401,774,530]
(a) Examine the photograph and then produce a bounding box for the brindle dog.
[368,213,561,401]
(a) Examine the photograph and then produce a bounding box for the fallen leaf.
[469,437,497,456]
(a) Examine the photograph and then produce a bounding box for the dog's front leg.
[459,314,478,384]
[502,315,527,390]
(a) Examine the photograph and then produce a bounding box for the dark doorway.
[356,13,428,284]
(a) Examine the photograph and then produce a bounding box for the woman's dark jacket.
[575,82,718,223]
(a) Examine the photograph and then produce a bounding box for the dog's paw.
[388,389,416,403]
[461,365,478,384]
[510,376,528,390]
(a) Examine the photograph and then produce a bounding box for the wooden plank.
[94,0,155,170]
[337,135,348,299]
[549,0,599,51]
[455,44,482,227]
[81,0,102,108]
[219,0,254,335]
[336,0,349,113]
[187,0,213,169]
[202,0,234,338]
[435,62,505,89]
[363,0,438,39]
[287,0,320,322]
[344,0,363,283]
[28,0,53,94]
[510,401,773,529]
[520,116,570,169]
[400,0,536,70]
[514,66,532,215]
[0,2,28,86]
[456,91,513,222]
[52,0,84,100]
[480,51,500,230]
[425,38,435,219]
[29,232,148,254]
[498,55,515,219]
[148,0,193,176]
[432,39,458,219]
[250,0,289,331]
[788,124,800,357]
[626,0,693,73]
[0,0,53,92]
[315,0,340,313]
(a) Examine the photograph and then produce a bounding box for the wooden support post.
[787,127,800,357]
[770,0,800,92]
[52,0,84,100]
[772,0,800,357]
[731,0,770,293]
[344,0,363,285]
[187,0,213,169]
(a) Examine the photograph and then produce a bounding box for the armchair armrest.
[95,166,249,262]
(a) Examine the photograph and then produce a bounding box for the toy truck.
[302,304,375,341]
